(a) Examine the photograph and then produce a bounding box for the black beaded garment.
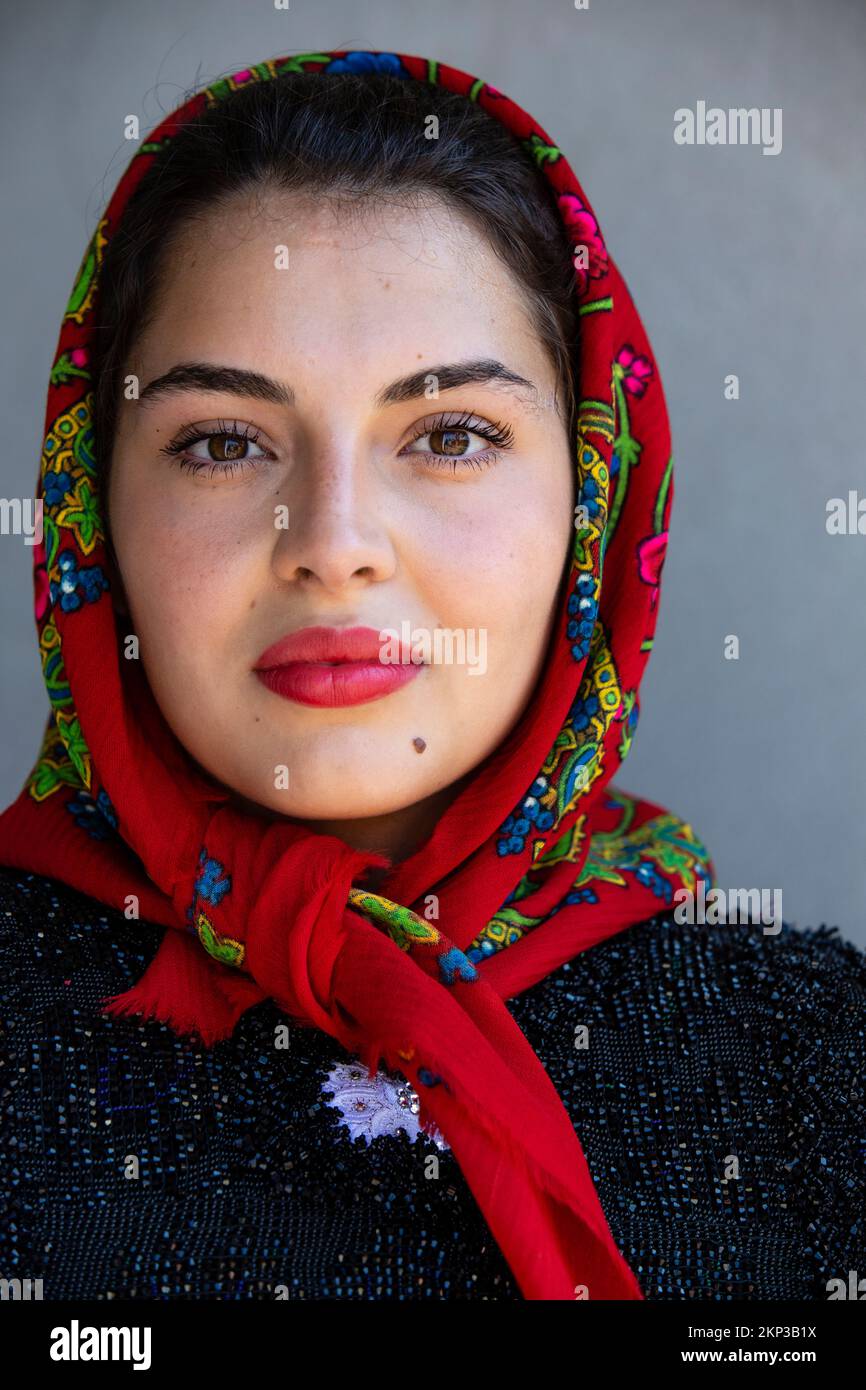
[1,867,864,1301]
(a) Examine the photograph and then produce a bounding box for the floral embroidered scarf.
[0,49,714,1301]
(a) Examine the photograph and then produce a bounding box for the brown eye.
[159,422,274,476]
[429,428,471,457]
[401,412,514,469]
[208,433,250,462]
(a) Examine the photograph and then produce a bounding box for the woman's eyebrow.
[137,358,540,409]
[375,359,540,406]
[139,362,293,408]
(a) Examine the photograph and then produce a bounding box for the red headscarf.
[0,49,713,1300]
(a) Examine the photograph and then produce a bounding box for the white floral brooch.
[322,1060,450,1151]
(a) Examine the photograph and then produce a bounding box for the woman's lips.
[256,660,422,708]
[253,624,424,708]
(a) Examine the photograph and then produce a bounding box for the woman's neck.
[229,773,473,873]
[302,774,472,866]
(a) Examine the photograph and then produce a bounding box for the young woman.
[0,49,863,1302]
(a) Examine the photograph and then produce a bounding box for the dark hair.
[92,69,580,492]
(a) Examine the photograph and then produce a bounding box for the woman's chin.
[220,771,439,825]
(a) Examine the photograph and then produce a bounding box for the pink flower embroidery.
[558,193,608,296]
[616,345,654,397]
[637,531,668,608]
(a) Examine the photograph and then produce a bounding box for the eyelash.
[158,412,514,477]
[158,419,273,478]
[401,411,514,472]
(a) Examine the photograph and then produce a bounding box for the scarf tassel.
[101,928,267,1047]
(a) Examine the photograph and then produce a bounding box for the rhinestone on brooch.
[322,1060,449,1150]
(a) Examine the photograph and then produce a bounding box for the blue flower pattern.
[325,52,407,76]
[66,787,118,840]
[567,571,598,663]
[49,549,109,612]
[195,851,232,906]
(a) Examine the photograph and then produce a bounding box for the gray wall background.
[1,0,864,942]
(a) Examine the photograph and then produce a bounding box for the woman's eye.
[161,414,513,477]
[192,433,266,463]
[410,427,484,458]
[401,415,514,471]
[159,424,274,476]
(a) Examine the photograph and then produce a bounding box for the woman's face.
[107,190,574,847]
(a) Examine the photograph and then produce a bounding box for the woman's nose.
[269,449,397,592]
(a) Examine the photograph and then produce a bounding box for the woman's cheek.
[421,490,517,584]
[446,491,565,629]
[121,515,256,672]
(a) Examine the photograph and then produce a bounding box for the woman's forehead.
[128,197,555,399]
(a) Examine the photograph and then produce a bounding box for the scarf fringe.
[101,928,266,1047]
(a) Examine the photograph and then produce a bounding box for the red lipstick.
[253,625,424,708]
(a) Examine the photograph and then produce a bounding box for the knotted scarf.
[0,49,714,1301]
